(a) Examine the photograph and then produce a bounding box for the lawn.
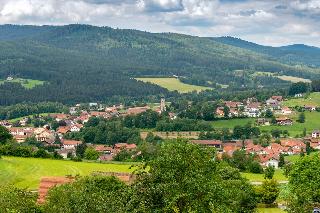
[260,111,320,136]
[241,170,287,182]
[252,72,311,83]
[0,157,134,190]
[284,92,320,107]
[285,151,319,162]
[277,75,311,83]
[136,77,212,93]
[8,113,52,123]
[212,118,254,129]
[257,208,285,213]
[212,111,320,136]
[0,78,45,89]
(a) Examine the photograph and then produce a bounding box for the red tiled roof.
[62,140,82,146]
[191,140,222,146]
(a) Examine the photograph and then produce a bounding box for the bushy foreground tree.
[0,185,40,212]
[43,140,258,212]
[287,155,320,213]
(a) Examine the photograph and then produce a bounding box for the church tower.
[160,97,166,113]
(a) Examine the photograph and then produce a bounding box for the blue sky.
[0,0,319,47]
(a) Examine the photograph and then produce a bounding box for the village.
[1,94,320,170]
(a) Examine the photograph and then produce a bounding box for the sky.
[0,0,319,47]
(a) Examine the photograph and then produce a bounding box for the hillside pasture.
[0,78,45,89]
[0,157,134,190]
[284,92,320,107]
[136,77,212,93]
[212,112,320,136]
[252,71,311,83]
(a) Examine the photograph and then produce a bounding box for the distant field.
[285,151,319,162]
[241,170,287,182]
[212,112,320,136]
[252,72,311,83]
[0,78,45,89]
[257,208,285,213]
[284,92,320,107]
[277,75,311,83]
[212,118,254,129]
[136,77,212,93]
[0,157,134,189]
[8,113,53,122]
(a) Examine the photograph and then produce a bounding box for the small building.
[304,105,317,111]
[281,106,292,115]
[276,117,293,126]
[62,140,82,149]
[256,118,270,126]
[312,130,320,138]
[190,140,222,149]
[259,154,279,169]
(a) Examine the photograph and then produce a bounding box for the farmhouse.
[70,124,83,132]
[190,140,222,149]
[281,106,292,115]
[304,105,316,111]
[312,130,320,138]
[62,140,82,149]
[276,117,293,126]
[259,154,279,169]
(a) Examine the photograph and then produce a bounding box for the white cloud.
[0,0,318,46]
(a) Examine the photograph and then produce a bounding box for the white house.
[62,140,82,149]
[70,124,83,132]
[312,130,320,138]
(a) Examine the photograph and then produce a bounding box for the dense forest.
[0,24,319,105]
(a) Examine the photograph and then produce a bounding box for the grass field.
[212,118,254,129]
[0,78,45,89]
[285,151,319,162]
[8,113,53,122]
[0,157,134,189]
[212,111,320,136]
[277,75,311,83]
[257,208,285,213]
[284,92,320,107]
[136,77,212,93]
[252,72,311,83]
[241,170,287,182]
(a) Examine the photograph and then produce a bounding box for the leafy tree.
[264,165,275,179]
[44,176,129,213]
[76,143,87,158]
[257,179,280,205]
[297,112,305,123]
[279,154,285,168]
[265,109,273,118]
[248,161,263,174]
[0,185,40,212]
[0,126,12,144]
[288,82,309,96]
[223,106,230,118]
[84,147,100,160]
[130,140,258,212]
[287,155,320,212]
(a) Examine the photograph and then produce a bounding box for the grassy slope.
[212,111,320,136]
[241,170,287,182]
[0,78,45,89]
[8,113,52,122]
[0,157,134,189]
[136,78,212,93]
[285,151,319,162]
[257,208,285,213]
[284,92,320,107]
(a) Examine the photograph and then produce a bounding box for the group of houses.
[216,96,299,126]
[192,138,320,169]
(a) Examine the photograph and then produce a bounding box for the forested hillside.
[213,36,320,68]
[0,24,319,105]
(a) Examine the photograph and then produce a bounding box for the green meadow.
[136,77,212,93]
[212,111,320,136]
[0,78,45,89]
[0,157,134,190]
[284,92,320,107]
[241,170,287,182]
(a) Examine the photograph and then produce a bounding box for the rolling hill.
[0,24,319,105]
